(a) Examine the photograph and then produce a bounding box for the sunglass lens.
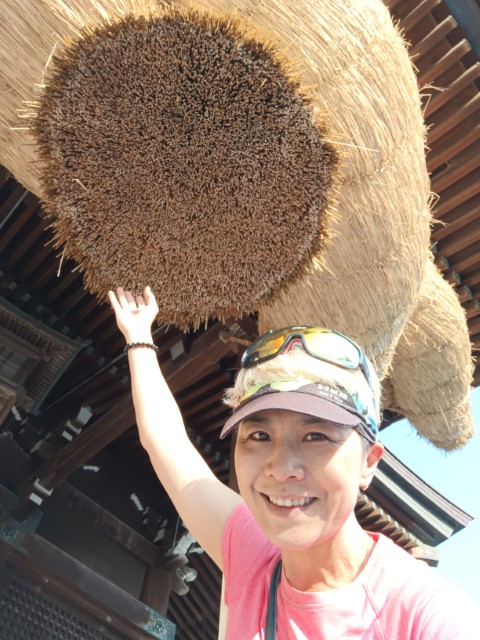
[303,330,360,369]
[243,330,292,366]
[243,327,362,372]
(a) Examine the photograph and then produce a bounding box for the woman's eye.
[304,432,329,442]
[250,430,270,441]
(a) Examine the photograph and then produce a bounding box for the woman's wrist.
[123,331,154,345]
[124,341,159,354]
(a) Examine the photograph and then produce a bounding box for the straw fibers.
[5,0,340,328]
[384,260,474,450]
[0,0,66,195]
[0,0,164,194]
[257,0,432,381]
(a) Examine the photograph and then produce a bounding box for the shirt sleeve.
[221,502,277,607]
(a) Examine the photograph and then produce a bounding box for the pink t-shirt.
[222,503,479,639]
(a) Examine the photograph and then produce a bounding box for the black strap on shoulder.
[266,560,282,640]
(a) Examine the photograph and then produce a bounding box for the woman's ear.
[360,442,384,490]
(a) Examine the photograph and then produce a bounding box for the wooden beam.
[428,123,480,173]
[433,195,480,241]
[400,0,442,33]
[34,392,136,491]
[468,315,480,337]
[17,325,236,506]
[409,16,457,61]
[427,93,480,146]
[0,185,30,237]
[0,532,175,639]
[54,483,159,565]
[434,169,480,221]
[161,324,232,391]
[425,62,480,118]
[417,40,471,88]
[410,544,439,566]
[464,299,480,319]
[431,139,480,194]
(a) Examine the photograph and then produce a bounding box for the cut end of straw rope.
[34,8,339,328]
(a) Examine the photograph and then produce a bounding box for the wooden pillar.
[141,564,174,617]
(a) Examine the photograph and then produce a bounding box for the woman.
[109,286,477,639]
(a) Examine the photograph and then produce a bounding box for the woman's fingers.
[109,286,155,314]
[124,290,136,309]
[107,290,120,312]
[144,285,154,305]
[144,286,159,313]
[116,286,129,309]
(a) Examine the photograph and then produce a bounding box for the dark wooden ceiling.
[0,1,479,638]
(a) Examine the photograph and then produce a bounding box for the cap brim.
[220,391,363,439]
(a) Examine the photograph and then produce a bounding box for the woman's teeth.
[268,496,314,507]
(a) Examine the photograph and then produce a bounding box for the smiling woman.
[108,287,479,639]
[234,409,381,580]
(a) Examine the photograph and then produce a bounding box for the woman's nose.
[264,443,305,481]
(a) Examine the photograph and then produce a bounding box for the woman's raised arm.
[108,287,243,569]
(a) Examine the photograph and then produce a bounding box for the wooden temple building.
[0,0,479,637]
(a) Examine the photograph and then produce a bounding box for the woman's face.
[234,408,382,551]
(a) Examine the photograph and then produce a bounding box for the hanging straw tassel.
[384,260,474,450]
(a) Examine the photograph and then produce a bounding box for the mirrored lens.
[242,327,361,370]
[302,330,360,369]
[243,330,292,365]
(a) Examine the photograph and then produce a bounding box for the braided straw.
[384,260,474,450]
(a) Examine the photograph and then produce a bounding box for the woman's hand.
[108,286,159,344]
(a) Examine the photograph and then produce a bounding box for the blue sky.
[379,386,480,606]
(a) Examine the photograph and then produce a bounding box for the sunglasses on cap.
[242,326,375,397]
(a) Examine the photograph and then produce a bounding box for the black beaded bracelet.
[124,341,159,354]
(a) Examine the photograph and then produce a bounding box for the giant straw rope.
[0,0,474,448]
